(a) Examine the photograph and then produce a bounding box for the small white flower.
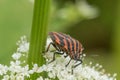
[0,64,8,75]
[21,65,30,77]
[37,64,47,73]
[36,76,43,80]
[12,52,21,60]
[48,71,56,79]
[9,73,15,80]
[44,78,50,80]
[32,64,39,72]
[2,75,9,80]
[17,36,29,53]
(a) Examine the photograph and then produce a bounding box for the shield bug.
[46,32,84,68]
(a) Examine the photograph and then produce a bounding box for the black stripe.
[78,43,80,53]
[70,38,76,59]
[70,38,74,52]
[49,32,56,42]
[66,38,70,51]
[76,40,79,53]
[55,33,64,47]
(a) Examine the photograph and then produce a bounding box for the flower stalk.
[27,0,50,79]
[28,0,50,67]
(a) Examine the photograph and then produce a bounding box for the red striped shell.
[49,32,84,60]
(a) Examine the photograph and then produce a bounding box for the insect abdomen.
[49,32,83,59]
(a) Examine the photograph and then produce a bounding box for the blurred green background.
[0,0,120,78]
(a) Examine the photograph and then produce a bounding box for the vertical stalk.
[112,0,120,79]
[27,0,50,79]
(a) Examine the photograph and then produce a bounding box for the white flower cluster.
[0,36,117,80]
[0,36,30,80]
[30,0,98,20]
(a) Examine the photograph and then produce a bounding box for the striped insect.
[46,32,84,68]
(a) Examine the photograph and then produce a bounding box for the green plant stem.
[112,0,120,79]
[28,0,50,67]
[27,0,50,79]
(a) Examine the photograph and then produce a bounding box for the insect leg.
[46,42,59,52]
[64,54,68,58]
[49,51,64,63]
[65,58,72,67]
[74,59,82,68]
[48,52,56,63]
